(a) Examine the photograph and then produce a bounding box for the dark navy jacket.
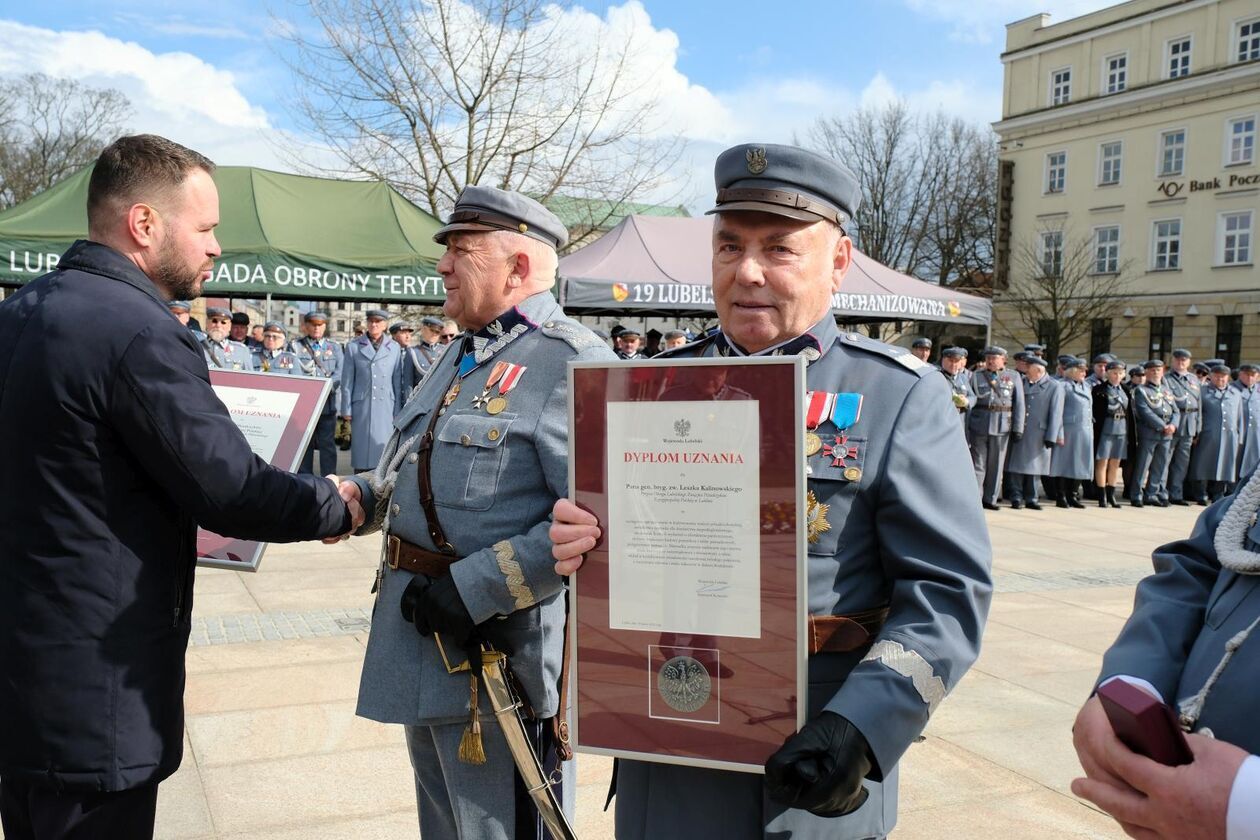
[0,241,351,792]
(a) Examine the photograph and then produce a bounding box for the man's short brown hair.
[87,134,215,229]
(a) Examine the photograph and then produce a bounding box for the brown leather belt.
[808,606,889,654]
[387,534,458,577]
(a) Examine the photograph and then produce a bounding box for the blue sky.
[0,0,1114,205]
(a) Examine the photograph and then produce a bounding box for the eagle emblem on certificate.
[657,655,712,713]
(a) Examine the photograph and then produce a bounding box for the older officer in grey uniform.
[969,346,1025,510]
[1191,363,1244,503]
[1235,364,1260,481]
[200,306,254,370]
[909,336,932,363]
[341,308,403,472]
[1084,353,1114,388]
[1006,355,1063,510]
[1130,359,1180,507]
[1072,470,1260,837]
[940,347,974,435]
[391,321,427,405]
[334,187,614,840]
[251,322,301,374]
[549,143,992,840]
[291,310,343,475]
[1165,348,1203,505]
[1049,357,1092,508]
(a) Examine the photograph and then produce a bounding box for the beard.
[152,236,209,301]
[206,326,228,342]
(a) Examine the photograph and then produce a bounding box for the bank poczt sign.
[1157,171,1260,198]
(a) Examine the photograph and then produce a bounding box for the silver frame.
[566,355,808,774]
[197,369,333,572]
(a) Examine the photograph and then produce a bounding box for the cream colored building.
[993,0,1260,366]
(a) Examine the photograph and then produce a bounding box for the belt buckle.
[387,535,401,570]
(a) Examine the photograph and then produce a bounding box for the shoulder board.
[540,319,605,353]
[836,331,933,377]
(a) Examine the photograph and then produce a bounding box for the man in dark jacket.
[0,134,362,840]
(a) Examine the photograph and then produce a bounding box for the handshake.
[322,476,366,543]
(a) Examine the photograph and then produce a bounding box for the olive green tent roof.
[0,166,446,303]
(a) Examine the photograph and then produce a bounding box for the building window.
[1227,116,1256,166]
[1217,315,1244,369]
[1090,318,1113,360]
[1160,129,1186,176]
[1239,18,1260,63]
[1167,37,1191,78]
[1050,67,1072,105]
[1046,151,1066,193]
[336,319,347,333]
[1153,219,1182,270]
[1148,316,1173,362]
[1104,53,1127,94]
[1219,210,1254,265]
[1041,230,1064,276]
[1094,226,1120,274]
[1037,318,1057,352]
[1099,141,1123,186]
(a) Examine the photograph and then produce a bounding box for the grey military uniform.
[201,336,255,371]
[1165,369,1203,501]
[943,367,975,435]
[1130,381,1180,502]
[1191,385,1243,497]
[349,293,614,838]
[1050,380,1093,479]
[614,315,993,840]
[341,333,403,470]
[250,348,301,374]
[1236,382,1260,480]
[399,342,439,403]
[968,368,1025,506]
[1007,375,1064,503]
[290,335,344,475]
[1099,478,1260,756]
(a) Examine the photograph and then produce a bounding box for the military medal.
[471,362,509,409]
[806,490,831,544]
[804,391,833,456]
[442,383,461,407]
[486,363,527,415]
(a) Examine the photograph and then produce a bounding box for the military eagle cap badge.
[746,146,768,174]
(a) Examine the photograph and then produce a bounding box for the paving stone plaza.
[11,494,1203,839]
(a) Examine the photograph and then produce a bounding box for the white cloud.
[0,19,293,169]
[902,0,1120,44]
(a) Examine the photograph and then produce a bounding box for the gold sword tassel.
[459,671,487,765]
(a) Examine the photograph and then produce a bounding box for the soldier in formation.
[1091,360,1129,508]
[1049,357,1092,508]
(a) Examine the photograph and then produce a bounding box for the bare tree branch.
[0,74,131,209]
[278,0,683,247]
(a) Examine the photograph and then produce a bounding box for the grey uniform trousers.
[970,433,1009,505]
[1167,433,1194,500]
[1130,437,1173,501]
[404,718,569,840]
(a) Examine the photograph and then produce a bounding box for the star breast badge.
[806,490,831,544]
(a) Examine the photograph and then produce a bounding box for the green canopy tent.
[0,166,447,304]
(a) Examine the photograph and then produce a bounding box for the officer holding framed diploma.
[550,143,993,840]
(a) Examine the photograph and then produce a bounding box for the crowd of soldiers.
[930,336,1260,510]
[167,300,460,473]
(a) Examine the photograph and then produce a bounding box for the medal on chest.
[806,490,831,544]
[804,391,862,457]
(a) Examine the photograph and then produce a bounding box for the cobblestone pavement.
[2,502,1204,839]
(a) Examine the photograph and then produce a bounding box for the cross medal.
[471,362,509,409]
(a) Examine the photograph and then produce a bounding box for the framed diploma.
[196,369,332,572]
[567,356,807,773]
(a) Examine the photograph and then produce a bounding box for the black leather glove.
[1044,440,1055,449]
[1011,432,1023,442]
[400,575,476,647]
[764,711,871,818]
